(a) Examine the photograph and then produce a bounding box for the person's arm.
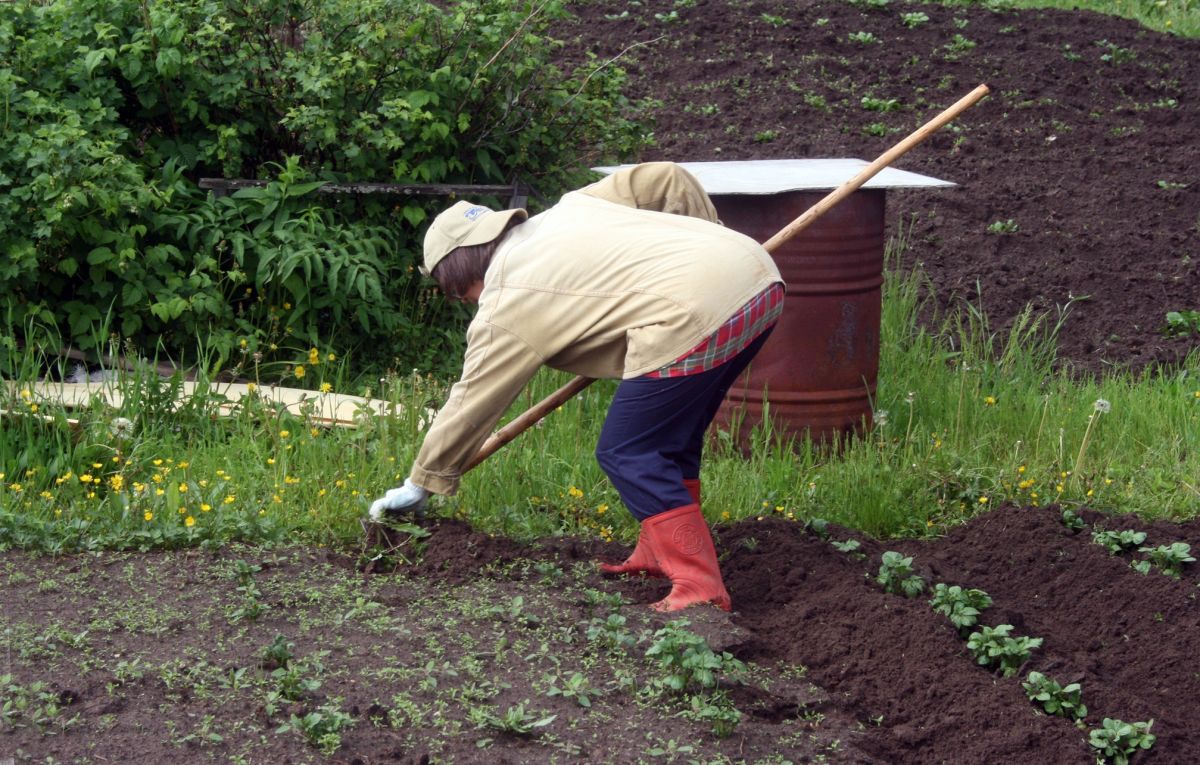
[580,162,720,223]
[420,312,548,479]
[370,317,543,519]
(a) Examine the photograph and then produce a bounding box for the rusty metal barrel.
[713,188,886,445]
[597,159,953,447]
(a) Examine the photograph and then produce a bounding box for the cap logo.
[463,205,489,221]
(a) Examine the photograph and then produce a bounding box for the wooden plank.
[5,380,413,428]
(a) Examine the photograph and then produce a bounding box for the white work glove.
[368,478,430,522]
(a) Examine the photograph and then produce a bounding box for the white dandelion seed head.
[110,417,135,438]
[1093,399,1111,414]
[874,409,890,427]
[905,391,916,404]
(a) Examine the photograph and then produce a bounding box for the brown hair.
[431,220,519,300]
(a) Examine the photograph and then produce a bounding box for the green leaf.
[284,181,326,199]
[84,49,108,75]
[401,204,426,227]
[476,148,502,181]
[86,247,115,266]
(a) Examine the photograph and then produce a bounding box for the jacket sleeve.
[579,162,720,223]
[409,317,545,495]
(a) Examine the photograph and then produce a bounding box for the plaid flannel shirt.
[645,282,784,378]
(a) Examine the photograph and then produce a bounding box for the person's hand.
[368,478,430,522]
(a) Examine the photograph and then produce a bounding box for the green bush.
[0,0,648,375]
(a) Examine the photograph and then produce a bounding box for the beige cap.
[421,201,528,276]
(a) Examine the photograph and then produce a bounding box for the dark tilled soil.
[555,0,1200,376]
[7,507,1199,763]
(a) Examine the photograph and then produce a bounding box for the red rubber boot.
[598,526,664,578]
[642,503,731,612]
[598,480,702,578]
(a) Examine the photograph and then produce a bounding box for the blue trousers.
[595,329,773,520]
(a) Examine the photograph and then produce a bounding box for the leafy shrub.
[645,619,746,694]
[0,0,648,374]
[1022,671,1087,722]
[1137,542,1194,578]
[965,624,1042,677]
[1093,529,1147,554]
[928,583,992,631]
[876,551,925,597]
[1089,718,1155,764]
[1163,310,1200,338]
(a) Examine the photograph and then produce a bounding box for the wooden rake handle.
[463,83,991,473]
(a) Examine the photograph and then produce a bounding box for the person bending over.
[369,162,784,612]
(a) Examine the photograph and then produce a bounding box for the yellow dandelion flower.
[155,487,165,496]
[294,365,306,379]
[280,430,290,439]
[144,511,154,521]
[721,511,731,520]
[178,482,188,493]
[318,488,327,497]
[310,428,320,437]
[1017,465,1026,474]
[978,496,989,504]
[80,474,93,484]
[28,403,38,413]
[283,302,292,310]
[319,382,332,394]
[153,459,163,466]
[239,338,248,349]
[247,382,257,393]
[201,503,212,512]
[326,353,336,362]
[984,396,996,406]
[273,494,282,504]
[184,515,195,527]
[109,475,125,492]
[40,490,53,500]
[567,486,584,498]
[597,503,609,515]
[308,347,320,365]
[267,458,276,465]
[178,461,189,469]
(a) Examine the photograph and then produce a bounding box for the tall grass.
[4,239,1196,552]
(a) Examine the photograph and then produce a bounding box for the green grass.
[3,237,1198,553]
[926,0,1200,37]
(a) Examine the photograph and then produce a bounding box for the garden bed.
[3,505,1198,762]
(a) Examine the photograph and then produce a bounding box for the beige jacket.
[411,162,782,495]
